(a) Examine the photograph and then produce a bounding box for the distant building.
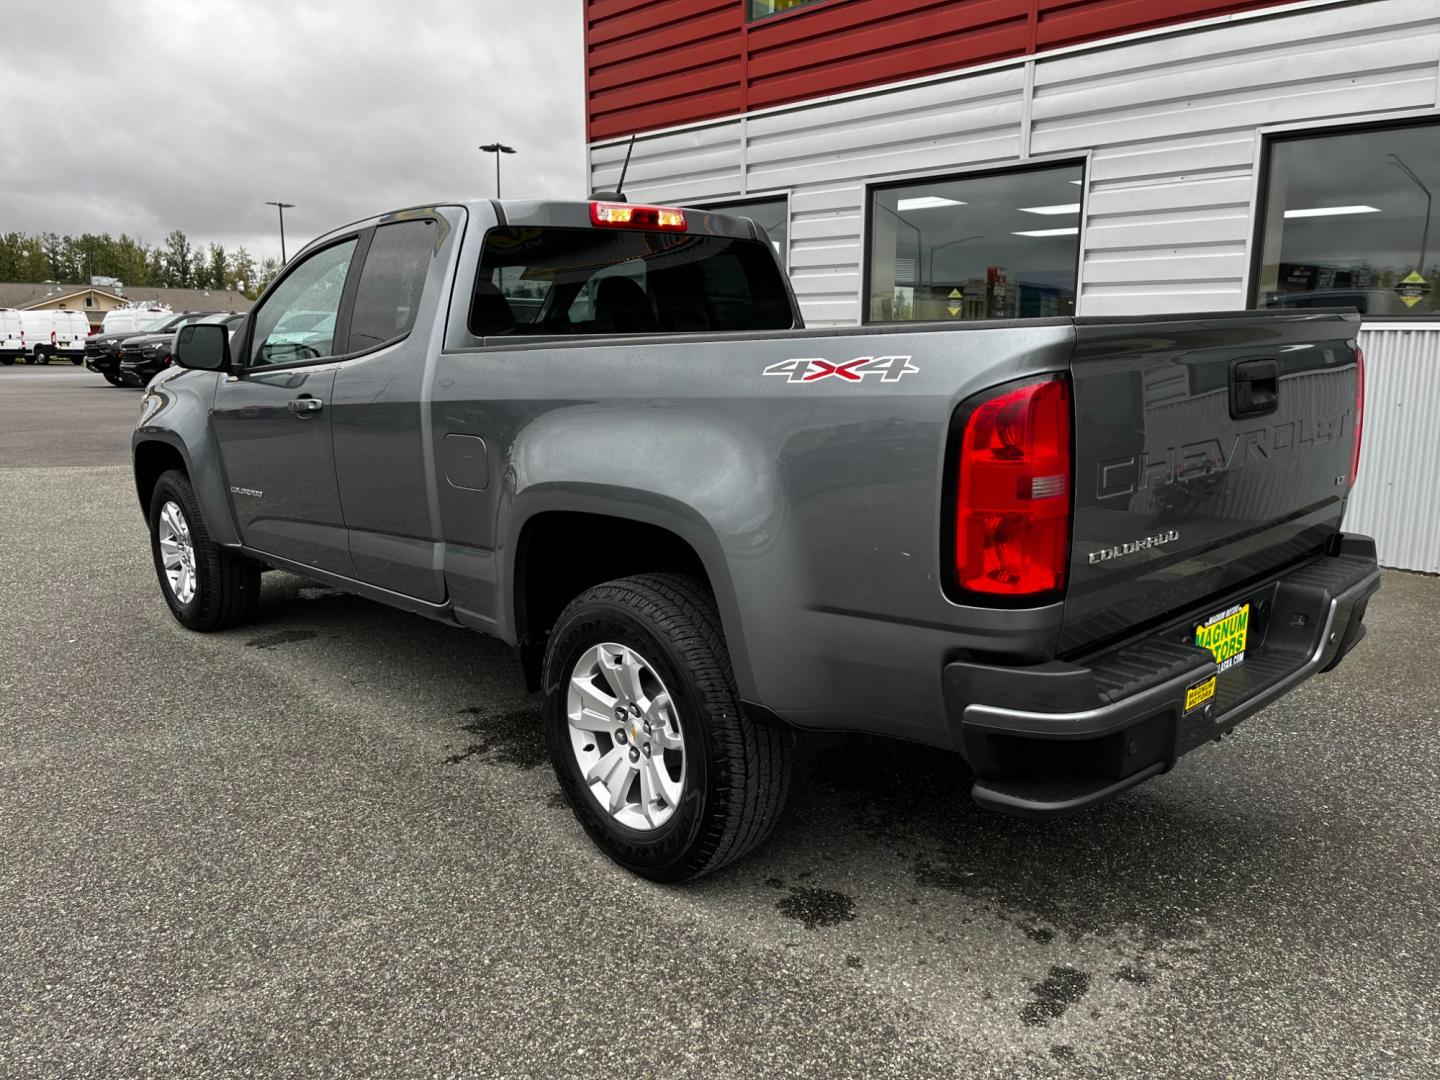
[0,282,253,331]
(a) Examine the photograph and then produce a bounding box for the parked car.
[17,309,90,364]
[118,312,241,387]
[135,198,1378,882]
[88,311,218,386]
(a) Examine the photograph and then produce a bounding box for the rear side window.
[348,219,436,351]
[469,227,793,337]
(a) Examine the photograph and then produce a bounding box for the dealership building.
[584,0,1440,572]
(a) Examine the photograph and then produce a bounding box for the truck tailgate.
[1062,312,1361,655]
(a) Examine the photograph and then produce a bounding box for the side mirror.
[174,323,231,371]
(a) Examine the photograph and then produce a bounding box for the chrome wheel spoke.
[642,756,681,818]
[599,648,645,704]
[585,745,627,786]
[602,757,634,814]
[637,757,661,826]
[570,679,619,732]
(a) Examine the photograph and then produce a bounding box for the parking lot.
[1,363,1436,1078]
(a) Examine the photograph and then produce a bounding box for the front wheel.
[103,372,124,386]
[148,469,261,630]
[542,573,791,882]
[30,348,47,365]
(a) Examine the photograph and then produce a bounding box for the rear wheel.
[31,348,47,365]
[148,469,261,631]
[70,356,82,365]
[542,573,791,882]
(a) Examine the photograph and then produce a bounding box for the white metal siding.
[1344,326,1440,574]
[1039,1,1440,315]
[591,0,1440,327]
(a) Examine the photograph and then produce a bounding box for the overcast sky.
[0,0,585,265]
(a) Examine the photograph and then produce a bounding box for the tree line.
[0,229,280,300]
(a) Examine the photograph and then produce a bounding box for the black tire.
[31,349,46,365]
[70,357,82,365]
[542,573,791,882]
[103,373,124,386]
[148,469,261,631]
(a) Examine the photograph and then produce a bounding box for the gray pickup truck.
[134,198,1379,881]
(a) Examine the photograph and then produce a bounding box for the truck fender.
[499,405,784,698]
[131,371,239,547]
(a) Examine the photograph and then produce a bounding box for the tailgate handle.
[1230,358,1279,419]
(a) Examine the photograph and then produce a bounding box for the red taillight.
[954,376,1072,598]
[589,202,687,230]
[1350,346,1365,488]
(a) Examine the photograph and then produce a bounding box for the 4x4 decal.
[763,355,918,383]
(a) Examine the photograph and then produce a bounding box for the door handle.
[288,396,324,416]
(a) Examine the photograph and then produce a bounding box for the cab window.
[469,227,793,337]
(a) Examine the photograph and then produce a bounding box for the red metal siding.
[586,0,1302,141]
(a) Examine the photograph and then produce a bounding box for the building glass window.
[699,196,788,265]
[1257,120,1440,316]
[866,163,1083,323]
[748,0,827,20]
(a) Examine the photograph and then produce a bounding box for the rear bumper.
[946,534,1381,818]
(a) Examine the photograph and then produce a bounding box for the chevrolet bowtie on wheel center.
[133,198,1378,881]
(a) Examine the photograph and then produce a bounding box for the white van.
[101,305,171,338]
[19,309,92,364]
[0,308,24,364]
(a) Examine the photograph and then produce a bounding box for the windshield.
[138,315,173,332]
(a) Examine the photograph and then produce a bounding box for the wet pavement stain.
[245,630,318,649]
[1020,966,1091,1027]
[1025,927,1056,944]
[776,887,857,930]
[1113,965,1153,986]
[296,585,343,601]
[443,706,547,769]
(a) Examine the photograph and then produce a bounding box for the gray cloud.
[0,0,585,263]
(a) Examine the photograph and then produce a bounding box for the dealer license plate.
[1195,603,1249,674]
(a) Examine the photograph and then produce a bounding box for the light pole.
[265,201,295,264]
[479,143,517,198]
[1389,154,1432,277]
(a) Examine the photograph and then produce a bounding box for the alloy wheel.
[157,500,197,605]
[566,642,686,830]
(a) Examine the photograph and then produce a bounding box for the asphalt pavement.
[2,365,1437,1078]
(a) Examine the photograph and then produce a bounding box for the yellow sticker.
[1195,603,1249,674]
[1185,676,1217,713]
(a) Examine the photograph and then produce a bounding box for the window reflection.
[748,0,828,20]
[1258,121,1439,316]
[698,196,788,263]
[866,164,1083,323]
